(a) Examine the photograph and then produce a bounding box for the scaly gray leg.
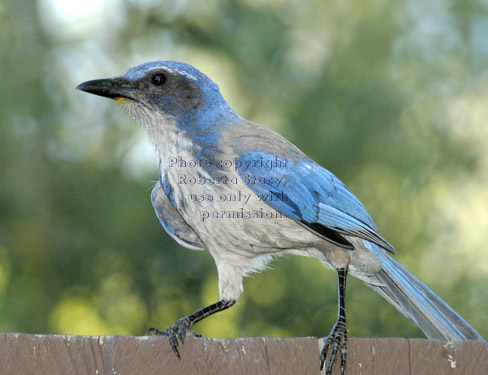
[320,268,348,375]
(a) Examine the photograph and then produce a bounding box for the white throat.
[124,101,196,170]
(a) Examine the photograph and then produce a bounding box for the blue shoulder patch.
[235,151,395,253]
[236,151,375,226]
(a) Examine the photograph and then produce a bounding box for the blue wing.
[236,151,395,253]
[151,182,204,251]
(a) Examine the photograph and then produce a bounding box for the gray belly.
[163,164,379,277]
[165,166,327,269]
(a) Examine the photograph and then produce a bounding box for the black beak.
[76,78,135,101]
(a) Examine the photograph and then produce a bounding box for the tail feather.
[366,250,486,344]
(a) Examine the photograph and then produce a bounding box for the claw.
[145,327,166,336]
[146,300,235,360]
[320,320,348,375]
[146,318,202,359]
[168,324,181,358]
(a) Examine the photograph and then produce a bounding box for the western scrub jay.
[77,61,487,374]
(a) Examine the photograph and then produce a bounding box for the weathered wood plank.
[0,333,486,375]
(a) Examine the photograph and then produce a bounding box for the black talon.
[146,327,166,336]
[320,268,348,375]
[321,320,348,374]
[167,324,182,358]
[146,299,236,360]
[146,319,198,358]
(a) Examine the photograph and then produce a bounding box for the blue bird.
[77,61,487,374]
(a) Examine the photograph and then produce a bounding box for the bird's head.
[77,61,234,132]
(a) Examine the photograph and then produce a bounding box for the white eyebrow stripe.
[147,66,198,82]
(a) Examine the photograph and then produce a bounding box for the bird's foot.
[320,319,348,375]
[146,319,202,358]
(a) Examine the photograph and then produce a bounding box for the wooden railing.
[0,333,486,374]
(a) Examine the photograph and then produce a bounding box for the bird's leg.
[320,268,348,375]
[146,299,236,358]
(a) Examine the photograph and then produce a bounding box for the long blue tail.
[367,250,487,344]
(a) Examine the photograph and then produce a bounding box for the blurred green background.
[1,0,487,341]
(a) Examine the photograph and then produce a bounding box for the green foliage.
[1,0,487,340]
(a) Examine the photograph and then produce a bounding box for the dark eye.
[151,73,167,86]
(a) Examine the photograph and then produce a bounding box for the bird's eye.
[151,73,167,86]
